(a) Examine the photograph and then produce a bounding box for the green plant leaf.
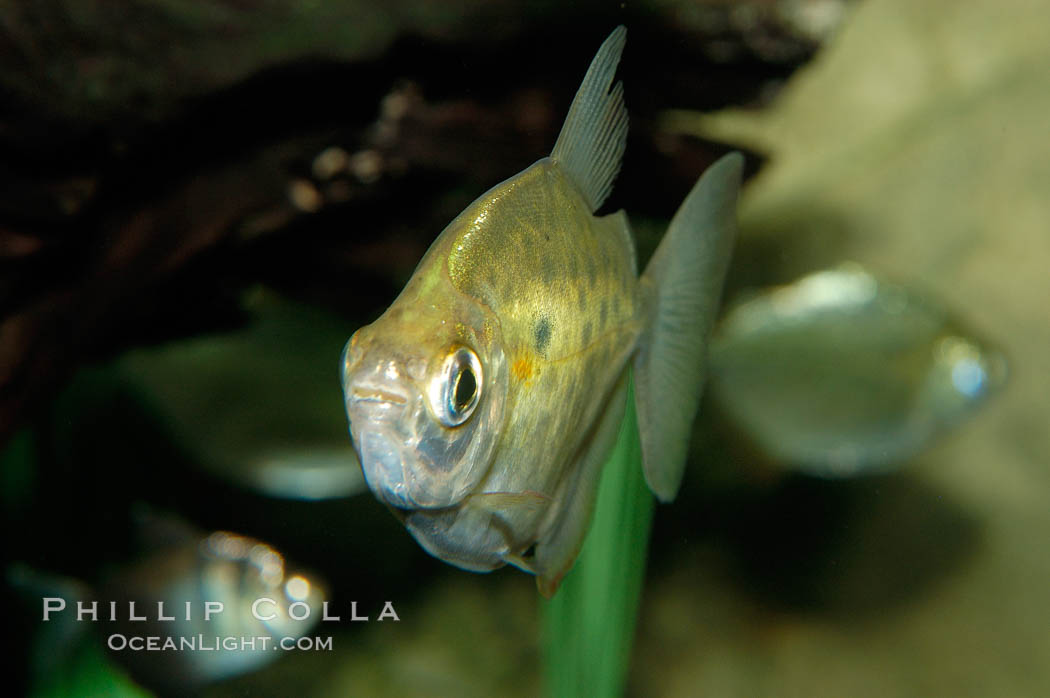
[543,374,653,698]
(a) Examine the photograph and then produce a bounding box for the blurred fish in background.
[709,264,1007,476]
[10,512,327,696]
[115,289,367,501]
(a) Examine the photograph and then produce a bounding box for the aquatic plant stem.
[543,376,654,698]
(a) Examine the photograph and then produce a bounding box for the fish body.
[342,27,741,595]
[103,526,325,690]
[709,264,1008,476]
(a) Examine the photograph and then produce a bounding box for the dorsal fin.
[550,26,628,213]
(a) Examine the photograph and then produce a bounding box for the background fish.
[10,513,326,696]
[115,289,366,501]
[709,264,1008,477]
[341,26,741,596]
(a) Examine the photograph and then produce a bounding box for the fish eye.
[452,364,477,413]
[430,346,483,427]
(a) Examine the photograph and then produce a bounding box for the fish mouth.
[346,383,411,423]
[351,386,408,405]
[342,350,488,511]
[345,387,417,509]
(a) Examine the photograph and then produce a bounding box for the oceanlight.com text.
[106,634,334,652]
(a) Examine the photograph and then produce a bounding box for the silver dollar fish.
[709,264,1008,477]
[341,26,741,595]
[12,517,325,694]
[98,527,326,691]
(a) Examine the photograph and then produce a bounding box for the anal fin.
[532,368,631,597]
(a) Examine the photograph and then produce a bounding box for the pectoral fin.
[465,491,551,516]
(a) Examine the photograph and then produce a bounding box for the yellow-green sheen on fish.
[341,26,741,596]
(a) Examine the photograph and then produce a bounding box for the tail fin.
[633,152,743,501]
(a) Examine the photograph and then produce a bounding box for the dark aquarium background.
[2,0,1048,696]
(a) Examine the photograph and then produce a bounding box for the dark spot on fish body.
[567,253,579,279]
[599,298,608,329]
[577,286,587,312]
[584,256,598,286]
[586,345,601,375]
[581,320,593,346]
[534,316,552,356]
